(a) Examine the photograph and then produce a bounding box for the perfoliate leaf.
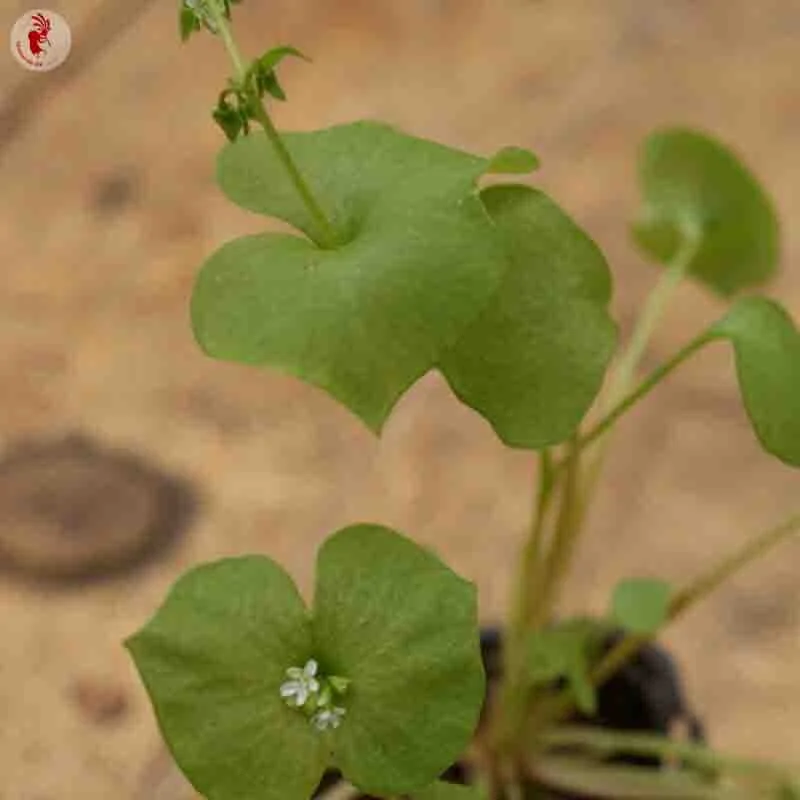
[486,145,540,174]
[709,297,800,467]
[610,579,672,634]
[439,185,616,448]
[633,128,779,296]
[313,525,485,796]
[195,122,508,432]
[125,557,327,800]
[414,781,486,799]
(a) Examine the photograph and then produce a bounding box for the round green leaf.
[710,296,800,467]
[312,524,485,796]
[439,185,616,448]
[126,557,328,800]
[633,128,779,296]
[194,122,508,432]
[610,578,672,635]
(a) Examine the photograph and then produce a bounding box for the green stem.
[493,452,557,752]
[508,452,555,650]
[206,0,338,249]
[530,438,580,629]
[669,511,800,619]
[571,227,703,563]
[605,228,702,412]
[529,511,800,730]
[574,331,712,455]
[539,726,799,787]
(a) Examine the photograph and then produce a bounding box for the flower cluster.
[279,659,348,731]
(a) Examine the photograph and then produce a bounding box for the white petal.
[304,659,319,678]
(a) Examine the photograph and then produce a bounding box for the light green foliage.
[440,186,617,448]
[314,525,485,795]
[126,557,326,800]
[525,619,605,715]
[710,297,800,467]
[127,525,484,800]
[610,578,672,634]
[193,122,510,432]
[486,145,540,174]
[633,128,779,295]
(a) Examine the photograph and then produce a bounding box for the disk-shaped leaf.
[194,122,510,431]
[414,781,486,799]
[633,128,779,296]
[126,558,327,800]
[440,185,616,448]
[312,525,484,796]
[710,297,800,467]
[611,579,672,635]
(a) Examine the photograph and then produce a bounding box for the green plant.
[127,3,800,798]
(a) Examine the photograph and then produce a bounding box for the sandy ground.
[0,1,799,798]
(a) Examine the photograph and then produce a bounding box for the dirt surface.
[0,1,798,797]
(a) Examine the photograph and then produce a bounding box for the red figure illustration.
[27,13,52,56]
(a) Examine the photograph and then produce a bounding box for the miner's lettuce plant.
[127,2,800,798]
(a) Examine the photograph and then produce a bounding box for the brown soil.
[0,1,798,798]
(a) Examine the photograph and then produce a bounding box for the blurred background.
[1,1,799,797]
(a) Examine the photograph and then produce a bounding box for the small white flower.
[312,706,346,731]
[279,659,320,708]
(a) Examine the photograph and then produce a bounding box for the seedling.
[127,2,800,798]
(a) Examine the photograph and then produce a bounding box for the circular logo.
[10,9,71,72]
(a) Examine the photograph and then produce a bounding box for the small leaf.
[126,557,327,800]
[256,44,310,73]
[260,71,287,101]
[633,128,779,296]
[197,122,507,432]
[525,620,604,715]
[179,5,201,41]
[611,578,672,634]
[710,296,800,467]
[439,185,616,448]
[313,525,485,796]
[414,781,486,799]
[486,145,540,174]
[250,46,308,103]
[212,102,244,142]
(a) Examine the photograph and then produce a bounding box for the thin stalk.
[539,726,799,787]
[206,0,338,248]
[579,227,702,507]
[669,512,800,619]
[574,331,712,455]
[508,451,555,654]
[530,438,581,629]
[492,452,557,752]
[528,512,800,730]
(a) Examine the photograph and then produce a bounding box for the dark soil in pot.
[313,627,704,799]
